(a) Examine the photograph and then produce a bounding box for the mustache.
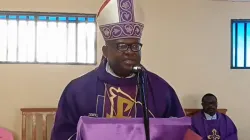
[206,107,216,110]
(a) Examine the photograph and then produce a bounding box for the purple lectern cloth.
[76,116,191,140]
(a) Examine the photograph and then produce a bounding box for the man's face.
[102,38,142,77]
[202,96,218,116]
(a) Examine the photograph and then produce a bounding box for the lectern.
[76,116,202,140]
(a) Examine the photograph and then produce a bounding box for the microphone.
[132,65,143,73]
[132,65,150,140]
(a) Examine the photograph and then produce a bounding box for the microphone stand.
[136,70,150,140]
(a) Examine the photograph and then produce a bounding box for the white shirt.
[204,112,217,120]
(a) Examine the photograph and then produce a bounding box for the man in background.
[191,93,238,140]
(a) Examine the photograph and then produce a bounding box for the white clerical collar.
[106,62,135,78]
[204,112,217,120]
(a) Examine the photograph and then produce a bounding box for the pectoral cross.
[207,129,220,140]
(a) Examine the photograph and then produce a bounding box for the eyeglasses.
[202,101,217,105]
[116,43,143,52]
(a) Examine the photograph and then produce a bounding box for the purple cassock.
[51,59,185,140]
[191,111,238,140]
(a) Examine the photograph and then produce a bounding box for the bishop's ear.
[102,45,108,58]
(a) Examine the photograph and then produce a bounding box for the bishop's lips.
[123,59,137,65]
